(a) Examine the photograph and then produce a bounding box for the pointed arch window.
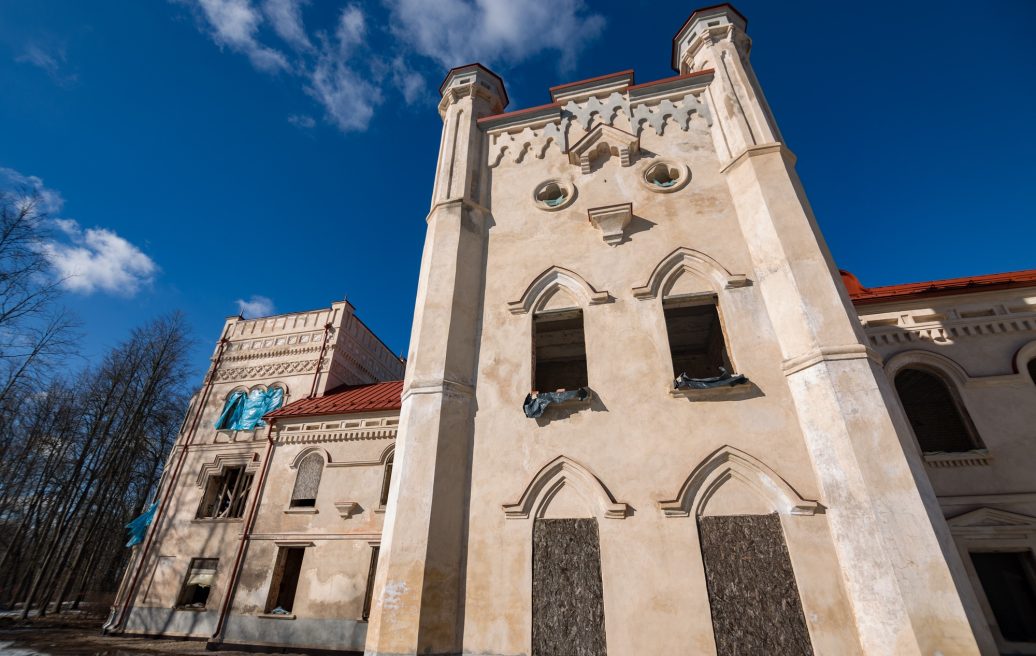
[379,452,394,508]
[894,367,981,453]
[290,453,324,508]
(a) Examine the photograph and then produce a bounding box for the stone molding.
[213,358,320,383]
[567,123,639,174]
[508,266,612,315]
[781,344,880,376]
[195,452,260,487]
[923,450,992,468]
[947,508,1036,538]
[502,455,630,520]
[883,349,1033,389]
[657,445,819,518]
[632,247,748,300]
[587,203,633,246]
[284,443,395,469]
[863,310,1036,348]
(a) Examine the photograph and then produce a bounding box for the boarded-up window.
[970,551,1036,643]
[894,368,980,453]
[265,547,306,614]
[699,514,813,656]
[197,465,253,519]
[290,453,323,507]
[532,518,607,656]
[663,299,731,378]
[362,545,380,621]
[176,558,218,609]
[534,311,588,393]
[379,454,393,507]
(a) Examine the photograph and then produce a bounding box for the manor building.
[111,5,1036,655]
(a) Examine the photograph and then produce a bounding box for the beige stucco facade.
[110,4,1036,655]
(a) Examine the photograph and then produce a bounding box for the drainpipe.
[309,323,333,399]
[209,419,277,646]
[111,328,232,632]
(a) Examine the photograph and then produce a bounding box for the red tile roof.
[266,380,403,419]
[843,269,1036,306]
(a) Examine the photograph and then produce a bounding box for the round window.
[640,161,690,193]
[533,179,576,211]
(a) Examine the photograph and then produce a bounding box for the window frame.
[531,308,589,394]
[289,452,324,509]
[175,557,219,611]
[660,293,736,380]
[196,465,254,520]
[362,544,380,621]
[264,545,308,616]
[893,365,984,454]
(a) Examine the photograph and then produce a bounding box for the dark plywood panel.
[533,518,607,656]
[699,514,813,656]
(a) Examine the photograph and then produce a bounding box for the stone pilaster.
[681,5,991,655]
[363,64,504,656]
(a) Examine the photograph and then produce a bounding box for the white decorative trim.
[195,452,260,488]
[939,492,1036,507]
[214,358,320,383]
[334,501,362,519]
[508,266,612,315]
[489,121,567,167]
[587,203,632,246]
[502,455,629,520]
[630,94,710,135]
[566,123,639,174]
[563,92,628,131]
[782,344,880,376]
[658,445,819,518]
[632,247,748,300]
[948,508,1036,537]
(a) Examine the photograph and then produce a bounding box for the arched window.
[379,453,394,507]
[1028,358,1036,386]
[894,367,981,453]
[214,386,285,430]
[290,453,323,508]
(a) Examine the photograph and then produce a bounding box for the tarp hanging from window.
[125,501,158,548]
[215,388,284,430]
[674,368,748,390]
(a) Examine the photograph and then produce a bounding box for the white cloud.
[287,113,315,128]
[263,0,311,50]
[194,0,290,72]
[42,220,157,296]
[0,167,64,214]
[386,0,605,71]
[179,0,605,133]
[235,295,275,318]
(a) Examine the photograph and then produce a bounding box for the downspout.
[110,328,233,633]
[309,323,333,399]
[209,419,277,646]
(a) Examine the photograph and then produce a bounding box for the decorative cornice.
[214,358,321,383]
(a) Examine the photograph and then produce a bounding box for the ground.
[0,613,313,656]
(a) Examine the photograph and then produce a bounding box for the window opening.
[290,453,323,508]
[1028,358,1036,386]
[645,162,679,188]
[379,454,394,507]
[362,546,380,621]
[664,299,732,379]
[197,466,253,519]
[533,310,588,393]
[970,551,1036,643]
[176,558,218,609]
[894,368,980,453]
[265,547,306,615]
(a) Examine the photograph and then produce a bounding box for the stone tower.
[366,5,989,655]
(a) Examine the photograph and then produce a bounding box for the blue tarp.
[215,387,284,430]
[125,501,158,547]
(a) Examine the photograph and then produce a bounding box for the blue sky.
[1,0,1034,378]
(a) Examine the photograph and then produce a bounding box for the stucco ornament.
[562,91,629,130]
[631,93,711,135]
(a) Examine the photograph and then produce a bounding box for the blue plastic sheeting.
[125,502,158,547]
[215,387,284,430]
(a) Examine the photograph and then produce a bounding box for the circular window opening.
[537,183,567,207]
[533,180,575,211]
[645,163,680,188]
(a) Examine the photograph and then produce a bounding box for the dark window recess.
[894,368,980,453]
[265,547,306,614]
[971,551,1036,643]
[1028,359,1036,386]
[176,558,218,609]
[534,311,588,393]
[197,466,253,519]
[290,453,323,508]
[699,514,813,656]
[532,518,607,656]
[664,301,731,379]
[379,455,394,507]
[362,546,380,621]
